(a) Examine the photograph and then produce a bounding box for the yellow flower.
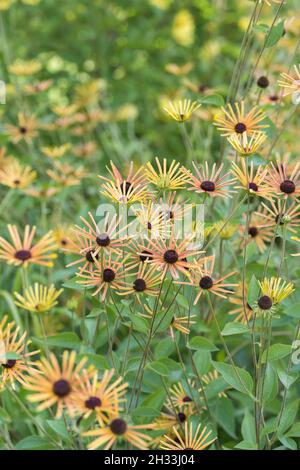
[259,277,294,305]
[112,104,138,121]
[52,104,78,117]
[149,0,173,10]
[145,157,189,190]
[25,351,88,418]
[172,9,195,47]
[160,422,216,450]
[0,224,57,268]
[278,64,300,97]
[8,59,42,76]
[70,369,127,423]
[214,102,268,137]
[21,0,41,4]
[227,132,267,157]
[47,161,87,187]
[0,316,39,389]
[165,62,193,76]
[14,283,63,313]
[6,112,39,144]
[257,277,295,316]
[0,0,14,11]
[41,144,71,159]
[84,418,152,450]
[0,158,36,189]
[163,99,201,122]
[74,80,103,107]
[213,221,236,240]
[52,224,78,252]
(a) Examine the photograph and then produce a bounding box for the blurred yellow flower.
[172,10,195,47]
[8,59,42,76]
[74,80,104,107]
[149,0,173,10]
[52,104,78,117]
[41,144,71,159]
[212,221,237,240]
[0,158,36,189]
[0,0,14,10]
[113,104,138,121]
[5,112,39,144]
[165,62,194,76]
[21,0,41,4]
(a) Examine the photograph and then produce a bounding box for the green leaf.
[215,398,236,438]
[15,436,56,450]
[0,407,11,423]
[278,400,299,434]
[235,440,257,450]
[287,422,300,438]
[154,337,174,359]
[204,377,228,400]
[221,322,249,336]
[176,293,189,309]
[241,409,256,444]
[188,336,219,352]
[142,389,166,409]
[277,366,298,389]
[265,20,285,48]
[33,332,81,350]
[283,302,300,318]
[192,351,211,376]
[77,353,110,370]
[262,364,278,404]
[262,344,291,363]
[213,361,253,395]
[248,275,260,309]
[46,420,70,441]
[124,315,148,334]
[131,407,161,420]
[146,360,169,376]
[278,435,297,450]
[199,94,225,107]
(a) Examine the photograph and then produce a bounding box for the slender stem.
[208,294,256,400]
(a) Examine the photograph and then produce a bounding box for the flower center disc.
[199,276,213,289]
[103,268,116,282]
[177,412,187,423]
[53,379,71,397]
[163,249,179,264]
[2,359,17,369]
[15,250,32,261]
[140,250,152,262]
[200,180,215,192]
[248,182,258,192]
[110,418,127,435]
[85,250,98,262]
[133,278,146,292]
[96,233,110,247]
[85,396,102,410]
[258,295,273,310]
[280,179,296,194]
[248,226,258,237]
[234,122,247,134]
